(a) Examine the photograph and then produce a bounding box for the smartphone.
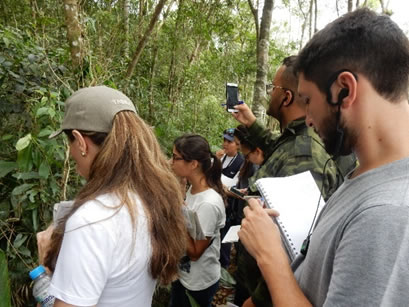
[230,186,245,197]
[226,83,239,112]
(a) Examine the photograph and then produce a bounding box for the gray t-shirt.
[179,187,226,291]
[294,157,409,306]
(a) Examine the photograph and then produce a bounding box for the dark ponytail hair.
[234,125,257,179]
[234,124,257,151]
[174,134,226,203]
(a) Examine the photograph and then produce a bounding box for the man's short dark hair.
[295,8,409,102]
[281,56,298,90]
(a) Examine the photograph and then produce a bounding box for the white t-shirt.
[49,193,155,306]
[179,187,226,291]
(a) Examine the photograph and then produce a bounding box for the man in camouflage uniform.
[231,56,356,307]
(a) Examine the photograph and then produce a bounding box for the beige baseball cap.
[49,86,137,139]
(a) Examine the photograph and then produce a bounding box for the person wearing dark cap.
[216,128,244,269]
[37,86,186,306]
[217,128,244,188]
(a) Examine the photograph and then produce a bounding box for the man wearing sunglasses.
[234,56,354,198]
[231,56,356,307]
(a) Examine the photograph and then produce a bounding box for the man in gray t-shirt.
[238,8,409,307]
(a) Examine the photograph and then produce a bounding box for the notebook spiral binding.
[256,182,298,260]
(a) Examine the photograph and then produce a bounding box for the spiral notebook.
[255,171,325,261]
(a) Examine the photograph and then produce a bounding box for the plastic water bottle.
[29,265,55,307]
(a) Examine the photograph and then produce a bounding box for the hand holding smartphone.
[226,83,239,113]
[230,186,245,198]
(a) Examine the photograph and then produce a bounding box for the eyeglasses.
[266,83,289,96]
[223,128,235,137]
[242,149,254,161]
[172,154,184,161]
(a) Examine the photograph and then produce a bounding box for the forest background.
[0,0,402,306]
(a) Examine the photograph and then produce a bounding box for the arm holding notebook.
[239,199,312,307]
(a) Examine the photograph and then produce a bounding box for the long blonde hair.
[45,111,186,284]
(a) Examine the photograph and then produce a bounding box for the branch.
[247,0,259,41]
[125,0,168,79]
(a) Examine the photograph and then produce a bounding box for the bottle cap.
[29,265,46,280]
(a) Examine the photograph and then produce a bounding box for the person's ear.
[255,148,264,158]
[282,90,294,107]
[72,130,88,155]
[190,160,199,170]
[336,71,357,109]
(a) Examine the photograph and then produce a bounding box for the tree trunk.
[139,0,145,17]
[251,0,274,119]
[308,0,313,39]
[123,0,130,58]
[297,0,308,50]
[314,0,318,33]
[148,45,158,123]
[125,0,168,79]
[336,0,340,16]
[167,0,184,117]
[347,0,353,12]
[379,0,387,13]
[63,0,83,68]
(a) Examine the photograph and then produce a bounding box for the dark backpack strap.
[222,153,244,179]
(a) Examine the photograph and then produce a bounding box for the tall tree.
[248,0,274,119]
[308,0,313,38]
[297,0,309,49]
[63,0,83,68]
[348,0,353,12]
[125,0,168,79]
[123,0,130,58]
[314,0,318,33]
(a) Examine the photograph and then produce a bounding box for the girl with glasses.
[170,134,226,307]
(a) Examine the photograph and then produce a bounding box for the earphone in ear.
[337,88,349,104]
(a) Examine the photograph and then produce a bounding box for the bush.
[0,25,82,306]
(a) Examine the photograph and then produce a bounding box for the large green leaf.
[0,161,17,178]
[186,291,200,307]
[15,134,32,151]
[13,234,27,249]
[38,160,49,179]
[0,250,11,307]
[17,145,33,172]
[36,107,49,118]
[12,171,40,180]
[11,183,35,196]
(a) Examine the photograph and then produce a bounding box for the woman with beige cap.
[39,86,186,306]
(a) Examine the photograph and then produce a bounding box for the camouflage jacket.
[247,117,343,200]
[240,117,352,307]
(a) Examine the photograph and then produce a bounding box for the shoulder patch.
[294,135,313,157]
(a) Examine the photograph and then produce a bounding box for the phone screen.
[226,83,239,112]
[230,187,245,197]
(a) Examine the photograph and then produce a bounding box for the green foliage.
[0,249,11,307]
[186,290,201,307]
[0,25,82,306]
[0,1,302,305]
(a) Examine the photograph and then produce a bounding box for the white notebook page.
[255,171,325,260]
